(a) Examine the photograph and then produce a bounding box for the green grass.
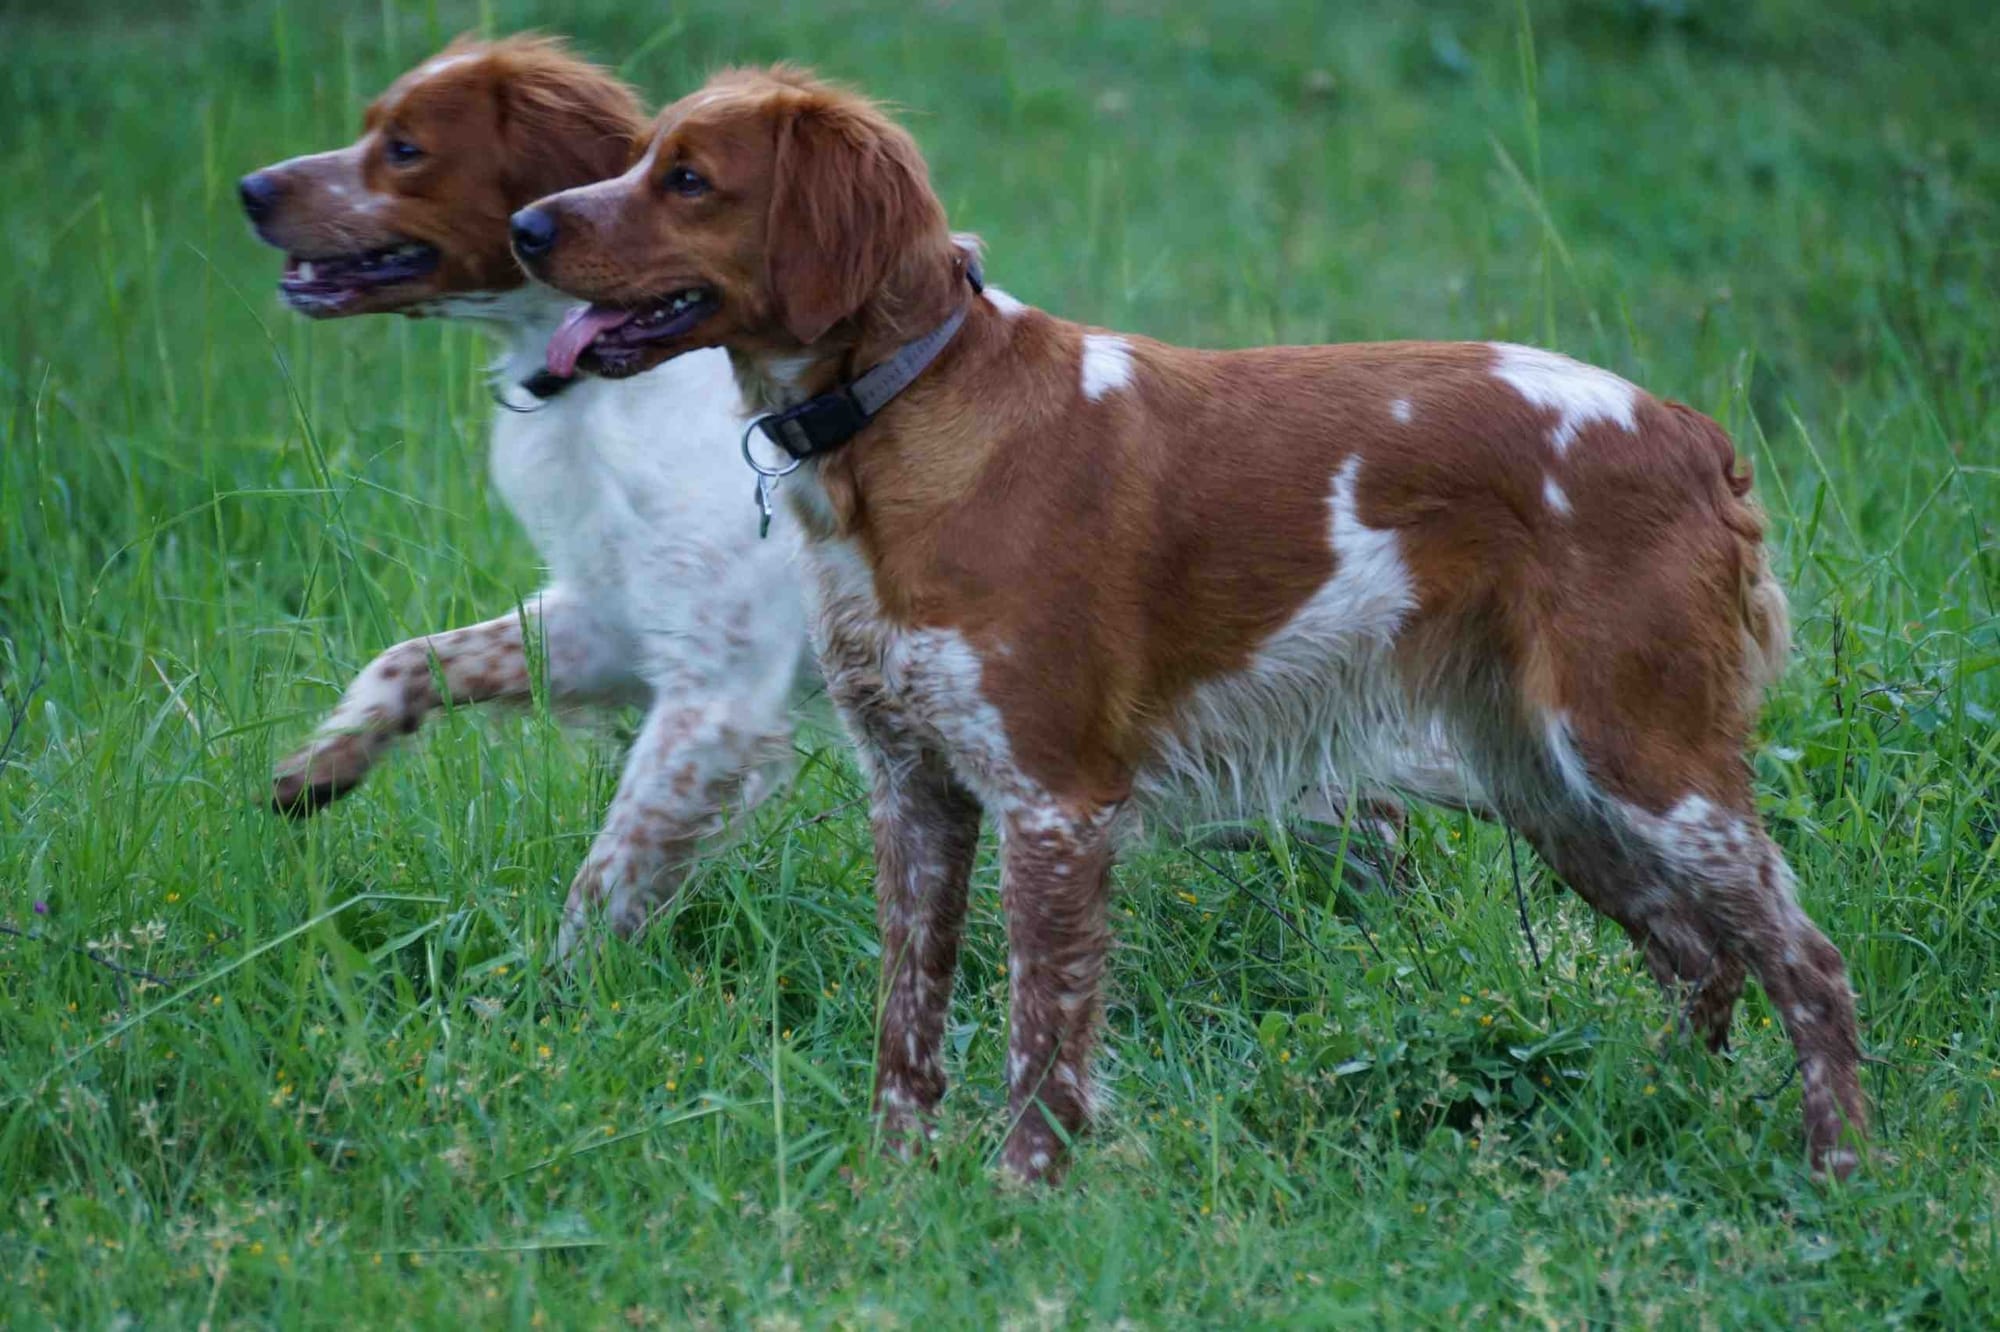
[3,0,1998,1324]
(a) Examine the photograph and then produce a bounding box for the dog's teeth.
[298,261,315,281]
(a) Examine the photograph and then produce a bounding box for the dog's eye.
[385,137,424,166]
[663,165,709,197]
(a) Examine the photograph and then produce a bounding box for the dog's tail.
[1738,522,1792,702]
[1678,404,1792,705]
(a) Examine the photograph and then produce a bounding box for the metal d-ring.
[740,416,802,540]
[740,416,805,481]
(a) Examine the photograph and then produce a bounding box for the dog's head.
[239,35,644,318]
[513,66,960,379]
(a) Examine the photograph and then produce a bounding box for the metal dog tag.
[740,415,801,542]
[754,472,778,540]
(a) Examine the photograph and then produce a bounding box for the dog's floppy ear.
[492,36,646,205]
[763,100,942,346]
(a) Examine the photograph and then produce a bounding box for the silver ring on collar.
[740,416,805,480]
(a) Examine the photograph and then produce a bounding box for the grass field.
[3,0,1998,1324]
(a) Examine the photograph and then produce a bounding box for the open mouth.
[279,242,440,313]
[545,287,717,379]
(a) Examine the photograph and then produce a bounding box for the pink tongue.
[546,304,636,377]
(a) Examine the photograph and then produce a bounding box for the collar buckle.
[734,261,984,538]
[757,388,870,461]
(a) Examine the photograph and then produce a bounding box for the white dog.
[240,37,803,953]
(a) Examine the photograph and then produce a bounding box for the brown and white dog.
[241,40,805,956]
[511,67,1865,1181]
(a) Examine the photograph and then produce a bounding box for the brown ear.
[764,102,941,345]
[493,37,647,205]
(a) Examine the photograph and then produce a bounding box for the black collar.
[752,257,983,462]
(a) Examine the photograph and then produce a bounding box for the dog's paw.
[555,860,614,966]
[270,737,372,818]
[996,1123,1071,1187]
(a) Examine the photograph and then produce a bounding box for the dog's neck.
[729,238,977,417]
[730,348,828,413]
[413,282,583,391]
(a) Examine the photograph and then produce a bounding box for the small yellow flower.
[665,1080,677,1092]
[537,1045,552,1060]
[496,965,509,977]
[166,892,180,903]
[249,1242,264,1256]
[1458,995,1470,1006]
[210,995,222,1007]
[602,1124,616,1136]
[1176,891,1200,906]
[1644,1084,1657,1096]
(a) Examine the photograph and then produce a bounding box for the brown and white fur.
[240,39,803,956]
[512,66,1864,1181]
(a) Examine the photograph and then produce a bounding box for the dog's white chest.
[802,535,1035,808]
[486,346,803,695]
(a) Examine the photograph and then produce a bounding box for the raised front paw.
[271,734,375,818]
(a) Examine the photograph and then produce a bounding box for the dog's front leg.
[558,698,792,959]
[998,799,1121,1183]
[867,748,983,1156]
[272,586,633,815]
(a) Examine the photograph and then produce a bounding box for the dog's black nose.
[510,207,558,260]
[239,172,281,223]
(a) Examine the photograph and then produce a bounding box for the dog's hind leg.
[1474,711,1863,1176]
